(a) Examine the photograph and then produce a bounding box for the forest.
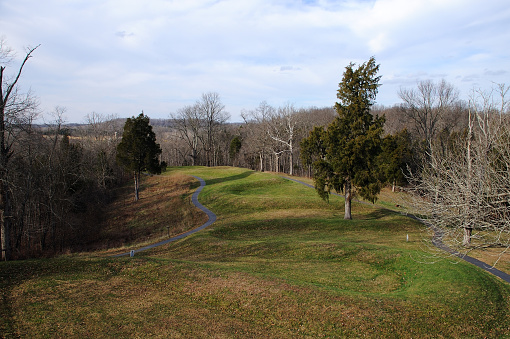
[1,43,509,260]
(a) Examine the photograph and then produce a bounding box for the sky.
[1,0,509,123]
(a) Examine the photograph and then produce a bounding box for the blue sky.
[1,0,509,122]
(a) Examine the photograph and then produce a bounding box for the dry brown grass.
[3,167,510,338]
[92,173,207,253]
[468,247,510,274]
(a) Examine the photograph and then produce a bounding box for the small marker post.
[406,234,409,242]
[130,250,135,257]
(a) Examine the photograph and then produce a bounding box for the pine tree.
[379,129,415,192]
[229,136,242,166]
[116,112,162,201]
[301,57,384,219]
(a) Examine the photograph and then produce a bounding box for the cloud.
[115,31,135,38]
[279,66,301,72]
[484,69,508,77]
[1,0,509,121]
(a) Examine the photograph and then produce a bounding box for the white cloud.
[1,0,509,121]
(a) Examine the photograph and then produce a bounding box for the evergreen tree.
[116,112,162,201]
[229,136,242,166]
[300,126,328,195]
[301,57,384,219]
[379,129,415,192]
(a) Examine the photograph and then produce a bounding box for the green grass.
[1,166,510,338]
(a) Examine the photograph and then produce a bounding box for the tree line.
[2,40,509,260]
[164,98,337,176]
[163,58,509,258]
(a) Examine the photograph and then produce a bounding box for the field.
[1,166,510,338]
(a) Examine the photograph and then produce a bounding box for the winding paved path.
[113,176,216,257]
[282,176,510,284]
[113,173,510,284]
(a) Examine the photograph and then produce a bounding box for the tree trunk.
[344,179,352,220]
[463,227,472,246]
[289,143,294,176]
[1,178,12,260]
[191,148,196,166]
[0,69,9,260]
[0,123,10,260]
[0,204,9,260]
[0,45,39,260]
[134,171,140,201]
[464,109,473,246]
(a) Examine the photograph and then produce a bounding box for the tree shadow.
[361,207,399,220]
[204,170,254,186]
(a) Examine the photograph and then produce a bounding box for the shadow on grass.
[361,207,399,220]
[204,170,254,186]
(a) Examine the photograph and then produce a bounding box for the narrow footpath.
[113,173,510,285]
[282,176,510,284]
[113,176,216,257]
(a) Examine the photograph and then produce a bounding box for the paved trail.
[113,173,510,284]
[113,176,216,257]
[282,176,510,284]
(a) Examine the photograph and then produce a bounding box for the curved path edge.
[112,175,216,257]
[282,176,510,284]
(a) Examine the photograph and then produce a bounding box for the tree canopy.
[378,129,415,191]
[116,112,162,201]
[301,57,384,219]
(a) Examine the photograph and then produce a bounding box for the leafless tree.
[241,104,335,175]
[171,104,204,166]
[266,103,299,175]
[293,107,335,177]
[242,102,302,175]
[399,79,461,146]
[407,84,510,262]
[170,92,229,167]
[0,41,39,260]
[81,112,121,190]
[241,101,275,172]
[0,42,130,258]
[198,92,230,166]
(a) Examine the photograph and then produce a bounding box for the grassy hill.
[1,166,510,338]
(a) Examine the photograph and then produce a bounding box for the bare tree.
[399,79,460,146]
[267,103,299,175]
[171,104,204,166]
[241,101,275,172]
[298,106,336,130]
[292,106,336,177]
[170,93,229,167]
[0,41,39,260]
[82,112,121,190]
[407,84,510,261]
[198,92,230,166]
[241,101,301,175]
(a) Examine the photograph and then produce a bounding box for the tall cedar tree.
[301,57,384,219]
[116,113,162,201]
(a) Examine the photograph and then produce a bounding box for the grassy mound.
[1,166,509,338]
